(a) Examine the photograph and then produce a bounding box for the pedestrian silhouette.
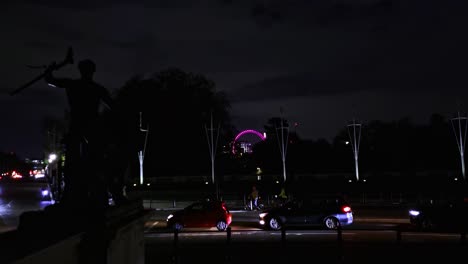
[45,59,114,209]
[278,186,288,204]
[248,185,260,210]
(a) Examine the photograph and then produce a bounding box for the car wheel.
[172,222,183,232]
[269,217,282,230]
[324,217,339,230]
[216,220,228,231]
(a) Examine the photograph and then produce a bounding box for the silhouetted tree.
[112,68,234,179]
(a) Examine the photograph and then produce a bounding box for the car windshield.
[185,200,228,212]
[283,196,348,209]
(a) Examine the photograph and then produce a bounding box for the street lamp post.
[138,112,149,185]
[451,111,467,182]
[347,119,361,182]
[205,111,220,199]
[275,108,289,183]
[47,126,62,201]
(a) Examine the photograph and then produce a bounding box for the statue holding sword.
[11,47,128,210]
[46,58,114,210]
[44,57,114,209]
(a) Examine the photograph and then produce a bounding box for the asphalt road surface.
[144,209,468,264]
[2,183,467,264]
[0,181,53,232]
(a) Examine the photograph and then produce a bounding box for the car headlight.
[167,214,174,221]
[259,212,268,218]
[409,210,420,216]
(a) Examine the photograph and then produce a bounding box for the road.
[143,209,468,264]
[1,184,467,264]
[0,180,53,232]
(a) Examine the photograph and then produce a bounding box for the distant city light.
[12,171,22,179]
[345,141,349,145]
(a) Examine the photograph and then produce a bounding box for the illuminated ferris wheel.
[231,129,266,154]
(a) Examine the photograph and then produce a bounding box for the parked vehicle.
[408,196,468,231]
[258,195,353,230]
[166,199,232,231]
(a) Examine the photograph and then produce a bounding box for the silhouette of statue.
[45,59,114,210]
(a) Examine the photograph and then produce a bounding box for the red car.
[166,200,232,231]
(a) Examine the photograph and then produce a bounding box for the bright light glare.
[34,172,45,179]
[259,220,265,225]
[409,210,420,216]
[12,171,22,179]
[167,214,173,221]
[342,206,351,213]
[42,190,49,196]
[259,213,268,218]
[48,153,57,162]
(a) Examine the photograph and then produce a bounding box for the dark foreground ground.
[145,238,467,264]
[144,205,467,264]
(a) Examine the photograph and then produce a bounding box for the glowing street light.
[48,153,57,163]
[451,111,467,181]
[138,112,149,185]
[205,111,220,199]
[347,119,361,182]
[275,107,289,183]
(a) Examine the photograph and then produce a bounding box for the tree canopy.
[111,68,234,178]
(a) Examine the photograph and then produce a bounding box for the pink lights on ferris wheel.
[234,129,266,141]
[232,129,266,154]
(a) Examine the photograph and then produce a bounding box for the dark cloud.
[229,64,468,103]
[5,0,231,9]
[248,0,397,28]
[227,0,468,102]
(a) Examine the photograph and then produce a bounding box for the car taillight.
[342,206,351,213]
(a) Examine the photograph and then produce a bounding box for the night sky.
[1,0,468,159]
